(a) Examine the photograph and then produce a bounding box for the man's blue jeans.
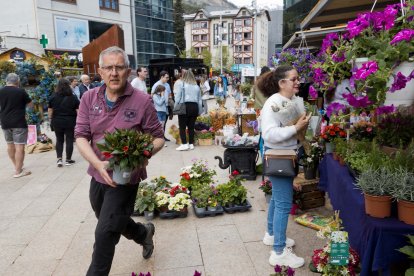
[267,175,294,253]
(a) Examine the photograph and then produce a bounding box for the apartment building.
[183,6,270,73]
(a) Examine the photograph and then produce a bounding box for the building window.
[244,57,251,64]
[222,34,227,41]
[221,21,227,28]
[235,45,242,52]
[234,33,242,41]
[244,32,252,39]
[200,34,208,41]
[193,35,199,41]
[200,21,208,28]
[53,0,76,3]
[243,19,251,26]
[243,45,251,52]
[234,57,242,64]
[242,10,247,16]
[235,20,242,27]
[100,0,118,11]
[199,14,204,19]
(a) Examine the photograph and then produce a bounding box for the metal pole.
[220,13,223,75]
[253,0,257,83]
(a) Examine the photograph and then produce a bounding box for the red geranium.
[123,146,129,152]
[180,172,191,180]
[232,170,240,176]
[102,152,112,159]
[321,124,346,142]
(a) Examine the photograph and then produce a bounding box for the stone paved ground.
[0,98,329,276]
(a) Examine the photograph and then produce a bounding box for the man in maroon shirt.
[75,46,164,276]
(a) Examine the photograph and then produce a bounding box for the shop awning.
[283,25,346,49]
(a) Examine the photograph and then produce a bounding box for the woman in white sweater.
[258,65,310,269]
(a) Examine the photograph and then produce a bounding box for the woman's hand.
[294,113,311,132]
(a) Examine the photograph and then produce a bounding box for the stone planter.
[112,165,132,184]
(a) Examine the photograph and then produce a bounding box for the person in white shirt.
[131,66,148,93]
[78,74,94,98]
[199,75,210,114]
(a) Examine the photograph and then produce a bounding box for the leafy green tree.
[201,48,212,66]
[173,0,185,56]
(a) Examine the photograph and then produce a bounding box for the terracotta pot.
[364,194,392,218]
[398,200,414,225]
[332,152,339,161]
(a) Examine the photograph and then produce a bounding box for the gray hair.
[98,46,129,68]
[6,73,20,85]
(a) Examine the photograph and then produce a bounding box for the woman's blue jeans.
[267,174,294,253]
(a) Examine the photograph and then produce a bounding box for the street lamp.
[219,13,223,75]
[252,0,257,82]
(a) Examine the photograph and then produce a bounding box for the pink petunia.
[354,61,378,80]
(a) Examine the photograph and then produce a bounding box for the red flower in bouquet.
[123,146,129,153]
[102,152,113,159]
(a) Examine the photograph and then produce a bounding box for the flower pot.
[385,61,414,107]
[198,138,214,146]
[304,166,317,180]
[325,142,334,154]
[207,206,217,212]
[265,194,271,203]
[112,165,132,184]
[338,156,346,166]
[195,206,206,213]
[144,210,154,221]
[398,200,414,225]
[332,152,339,161]
[364,194,392,218]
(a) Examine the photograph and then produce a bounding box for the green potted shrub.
[389,168,414,225]
[376,113,414,154]
[332,138,347,165]
[134,182,157,220]
[355,167,393,218]
[191,185,211,212]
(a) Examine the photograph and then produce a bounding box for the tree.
[201,48,212,66]
[214,46,232,72]
[180,47,198,58]
[174,0,185,56]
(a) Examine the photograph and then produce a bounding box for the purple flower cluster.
[312,67,327,85]
[389,69,414,93]
[390,29,414,45]
[342,93,373,108]
[346,12,371,39]
[320,33,339,54]
[274,264,295,276]
[308,85,318,99]
[326,102,347,117]
[375,105,396,115]
[354,61,379,80]
[332,52,346,63]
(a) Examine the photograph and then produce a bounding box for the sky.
[227,0,283,9]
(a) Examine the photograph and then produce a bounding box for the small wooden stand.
[294,173,325,210]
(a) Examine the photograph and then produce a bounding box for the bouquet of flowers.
[350,121,376,141]
[96,128,154,170]
[321,124,347,143]
[259,179,272,195]
[270,97,305,127]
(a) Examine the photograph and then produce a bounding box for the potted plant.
[168,192,192,213]
[320,124,347,153]
[355,167,393,218]
[259,179,272,203]
[271,48,316,83]
[217,170,248,207]
[270,265,295,276]
[134,182,156,220]
[332,138,348,165]
[376,112,414,151]
[191,185,211,212]
[179,159,216,191]
[196,128,214,146]
[350,121,376,142]
[301,141,324,179]
[390,168,414,225]
[96,128,154,184]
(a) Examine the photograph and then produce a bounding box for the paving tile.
[154,265,205,276]
[0,244,26,275]
[0,216,49,246]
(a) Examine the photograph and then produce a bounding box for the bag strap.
[180,82,185,104]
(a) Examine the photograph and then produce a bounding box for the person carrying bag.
[173,83,186,115]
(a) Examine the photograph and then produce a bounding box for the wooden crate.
[297,197,326,210]
[294,173,320,193]
[294,173,325,210]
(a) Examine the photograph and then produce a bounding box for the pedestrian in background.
[175,70,202,151]
[199,75,210,115]
[131,66,148,93]
[78,74,94,99]
[48,78,79,167]
[0,73,32,178]
[67,76,80,100]
[259,65,310,269]
[152,85,167,124]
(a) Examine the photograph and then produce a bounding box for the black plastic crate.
[192,204,224,218]
[223,200,252,213]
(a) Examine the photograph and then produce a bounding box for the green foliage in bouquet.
[96,128,154,170]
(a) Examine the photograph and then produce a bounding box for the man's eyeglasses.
[282,77,301,83]
[101,65,128,72]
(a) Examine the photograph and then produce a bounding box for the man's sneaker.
[142,223,155,259]
[263,232,295,247]
[57,159,63,168]
[65,160,75,166]
[176,144,189,151]
[269,247,305,268]
[189,144,194,150]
